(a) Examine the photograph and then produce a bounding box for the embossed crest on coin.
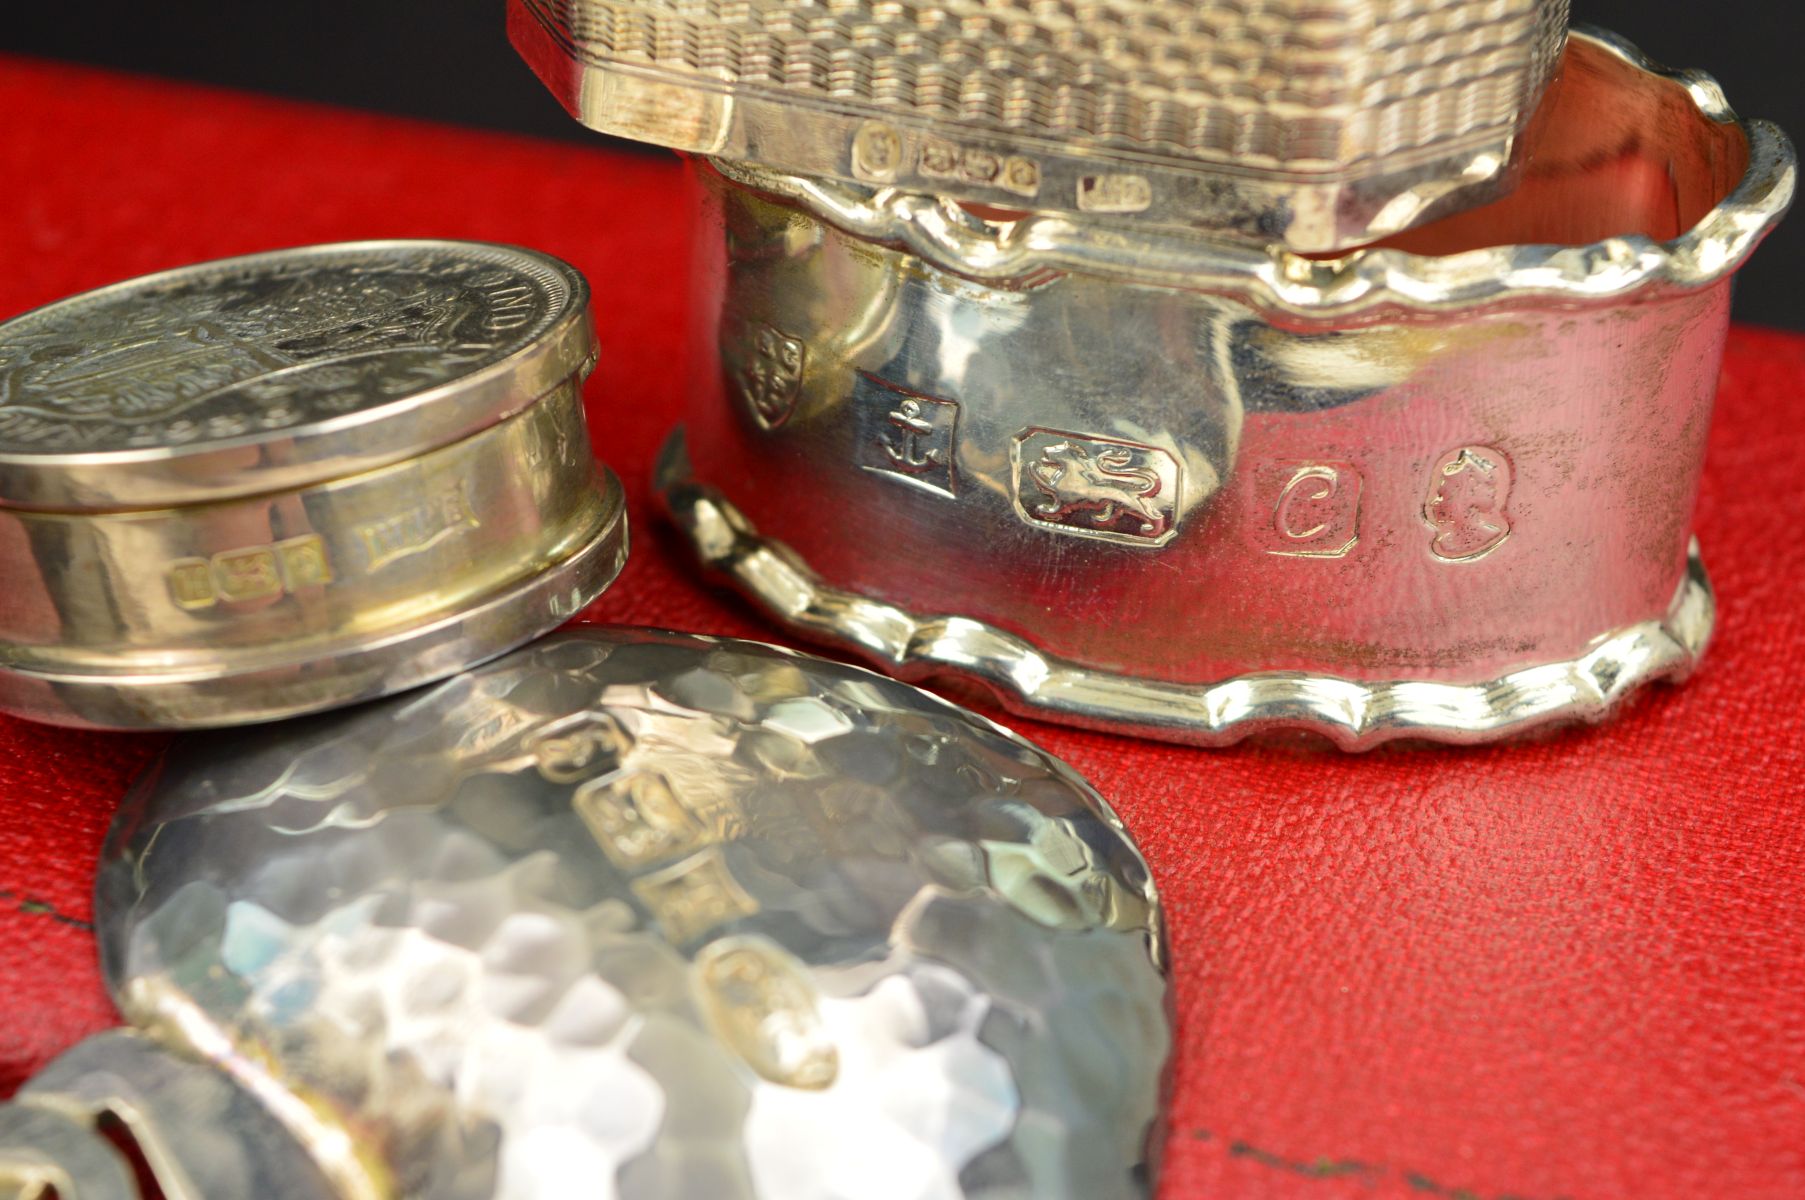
[98,629,1171,1199]
[0,241,574,457]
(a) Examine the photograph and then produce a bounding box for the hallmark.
[631,846,759,944]
[852,374,958,497]
[1012,429,1179,545]
[734,323,806,429]
[1259,461,1362,558]
[850,120,903,183]
[577,769,716,870]
[357,479,480,570]
[1077,173,1153,213]
[167,533,334,610]
[1424,445,1513,561]
[526,711,629,784]
[919,136,1040,197]
[695,937,839,1090]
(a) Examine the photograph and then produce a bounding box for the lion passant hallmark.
[1013,429,1180,546]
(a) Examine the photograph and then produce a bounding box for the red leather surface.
[2,55,1802,1200]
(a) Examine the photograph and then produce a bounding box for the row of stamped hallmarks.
[164,479,481,610]
[526,710,840,1091]
[1263,446,1512,563]
[738,323,1512,560]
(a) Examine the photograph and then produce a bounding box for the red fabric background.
[2,55,1802,1200]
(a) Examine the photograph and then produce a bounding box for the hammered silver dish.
[1,628,1171,1200]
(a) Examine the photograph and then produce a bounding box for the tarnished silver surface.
[510,0,1570,250]
[658,30,1795,748]
[0,629,1168,1197]
[0,240,627,729]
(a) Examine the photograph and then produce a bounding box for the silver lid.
[511,0,1571,250]
[0,240,595,510]
[86,628,1170,1197]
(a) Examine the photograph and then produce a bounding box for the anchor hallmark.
[853,373,958,497]
[882,399,943,474]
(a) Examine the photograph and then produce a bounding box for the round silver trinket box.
[0,628,1170,1199]
[0,240,628,729]
[658,29,1795,749]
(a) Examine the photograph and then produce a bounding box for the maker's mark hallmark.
[1424,445,1513,561]
[356,478,480,571]
[853,374,958,497]
[1263,461,1361,558]
[734,323,806,429]
[1013,429,1180,546]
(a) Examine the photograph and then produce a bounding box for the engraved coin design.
[97,629,1171,1199]
[0,241,574,456]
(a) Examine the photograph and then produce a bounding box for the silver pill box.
[0,239,628,729]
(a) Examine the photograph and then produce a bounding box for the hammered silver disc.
[97,628,1170,1200]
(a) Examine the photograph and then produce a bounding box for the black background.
[2,1,1799,328]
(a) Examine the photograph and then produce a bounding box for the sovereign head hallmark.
[1012,428,1181,546]
[1425,445,1513,561]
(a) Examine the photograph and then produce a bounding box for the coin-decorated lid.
[0,240,595,510]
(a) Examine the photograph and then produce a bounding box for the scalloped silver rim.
[708,28,1795,319]
[657,431,1714,750]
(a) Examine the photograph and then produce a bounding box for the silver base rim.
[0,476,629,731]
[657,430,1714,750]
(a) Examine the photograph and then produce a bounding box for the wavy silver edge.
[657,432,1714,750]
[707,28,1795,319]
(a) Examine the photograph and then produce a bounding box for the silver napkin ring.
[658,30,1795,749]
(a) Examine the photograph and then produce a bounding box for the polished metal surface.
[0,382,626,729]
[0,240,628,729]
[0,240,593,509]
[4,1032,341,1200]
[659,30,1795,748]
[510,0,1570,250]
[0,629,1168,1198]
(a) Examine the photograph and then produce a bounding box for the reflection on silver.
[1,629,1169,1198]
[660,30,1794,748]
